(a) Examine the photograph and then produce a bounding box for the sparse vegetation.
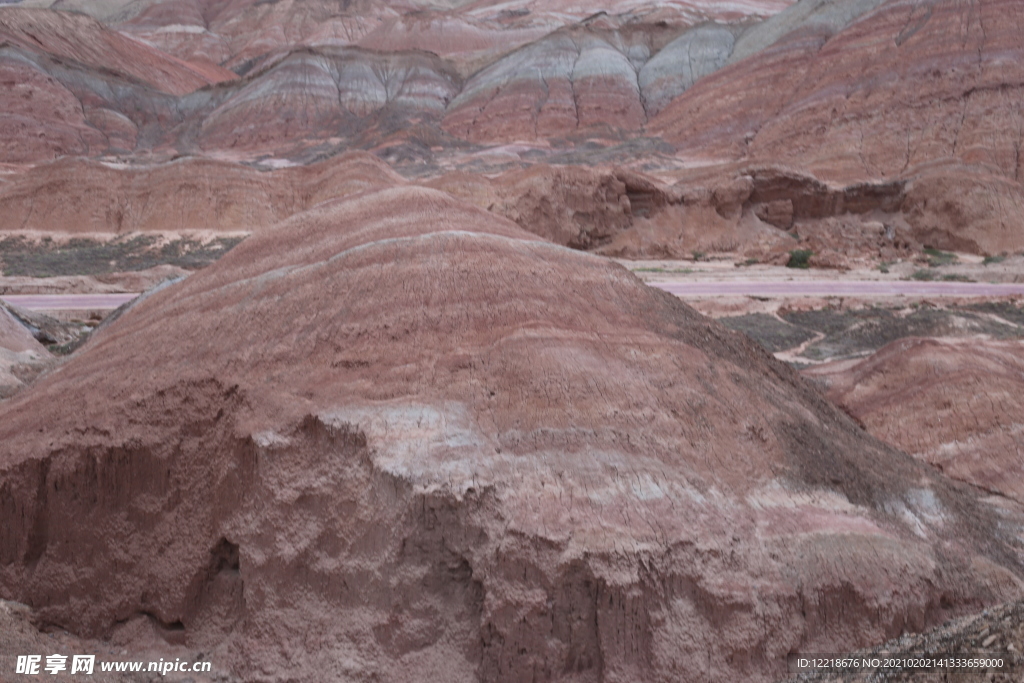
[786,249,813,269]
[772,305,1024,361]
[983,254,1006,265]
[909,270,973,283]
[691,251,706,262]
[719,314,816,353]
[0,235,245,277]
[877,260,893,274]
[923,247,958,267]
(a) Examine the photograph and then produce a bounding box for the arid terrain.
[1,0,1023,682]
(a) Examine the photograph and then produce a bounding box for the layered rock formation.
[637,23,735,115]
[428,164,671,248]
[196,47,461,153]
[442,25,651,142]
[652,0,1024,255]
[807,337,1024,505]
[0,6,196,162]
[0,152,403,233]
[0,8,234,93]
[1,186,1022,682]
[105,0,788,73]
[442,17,749,143]
[1,1,793,163]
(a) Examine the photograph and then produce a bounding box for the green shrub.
[924,247,957,267]
[786,249,813,269]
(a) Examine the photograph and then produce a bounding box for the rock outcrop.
[449,164,674,249]
[1,187,1022,682]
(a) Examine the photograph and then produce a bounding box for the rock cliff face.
[0,1,790,162]
[441,25,652,143]
[104,0,789,72]
[807,337,1024,506]
[1,184,1022,682]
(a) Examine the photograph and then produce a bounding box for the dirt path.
[1,294,139,310]
[650,281,1024,297]
[4,280,1024,313]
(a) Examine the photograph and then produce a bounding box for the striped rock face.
[648,0,1024,255]
[1,0,793,164]
[1,182,1022,682]
[442,20,747,143]
[196,48,461,152]
[0,8,235,94]
[651,0,1024,185]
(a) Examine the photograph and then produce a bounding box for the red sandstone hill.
[3,0,1023,259]
[195,46,462,154]
[1,1,790,164]
[651,0,1024,255]
[0,8,235,93]
[806,337,1024,506]
[1,184,1022,682]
